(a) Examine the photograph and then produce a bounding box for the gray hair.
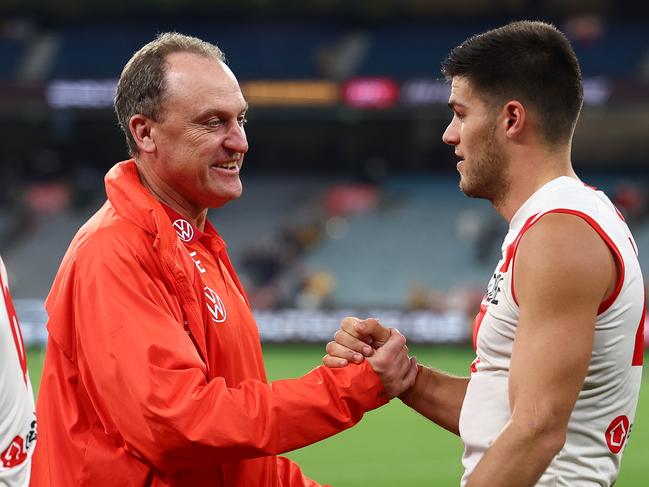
[114,32,225,155]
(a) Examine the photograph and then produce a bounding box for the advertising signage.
[25,76,621,110]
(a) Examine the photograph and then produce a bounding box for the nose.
[442,119,459,147]
[224,122,249,155]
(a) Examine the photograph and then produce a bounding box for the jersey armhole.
[509,209,624,314]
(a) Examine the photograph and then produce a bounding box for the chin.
[459,179,483,200]
[210,191,243,209]
[229,186,244,201]
[458,176,472,195]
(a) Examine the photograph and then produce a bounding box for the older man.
[31,33,417,486]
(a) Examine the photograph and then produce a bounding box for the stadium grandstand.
[0,1,648,484]
[1,5,648,341]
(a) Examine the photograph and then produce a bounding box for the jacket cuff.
[329,359,389,411]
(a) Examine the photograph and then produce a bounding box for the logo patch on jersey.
[1,435,27,469]
[485,273,503,305]
[605,415,630,454]
[204,286,227,323]
[173,219,194,242]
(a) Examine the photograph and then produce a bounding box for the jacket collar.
[161,204,210,246]
[105,160,227,250]
[105,159,168,237]
[105,159,212,368]
[104,158,249,298]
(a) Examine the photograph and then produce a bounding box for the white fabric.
[0,258,36,487]
[459,177,644,486]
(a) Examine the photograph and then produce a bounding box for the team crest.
[1,436,27,469]
[605,415,630,454]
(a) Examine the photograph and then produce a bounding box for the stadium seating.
[47,20,342,80]
[3,172,648,309]
[304,173,649,309]
[358,21,649,78]
[0,37,26,78]
[2,19,647,81]
[305,174,503,308]
[48,24,158,79]
[571,23,649,77]
[209,174,328,263]
[355,22,485,77]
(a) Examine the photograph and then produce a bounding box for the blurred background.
[1,0,648,485]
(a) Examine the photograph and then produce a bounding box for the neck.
[494,146,576,223]
[135,159,208,230]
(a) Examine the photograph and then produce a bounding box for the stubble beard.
[459,124,510,207]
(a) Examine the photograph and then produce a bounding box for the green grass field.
[27,345,648,486]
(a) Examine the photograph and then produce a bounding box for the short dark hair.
[114,32,225,156]
[441,21,583,146]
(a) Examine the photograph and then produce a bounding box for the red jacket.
[31,160,387,486]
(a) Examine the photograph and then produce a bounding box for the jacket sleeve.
[275,456,329,487]
[66,231,388,473]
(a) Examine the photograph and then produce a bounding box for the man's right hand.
[323,317,417,399]
[323,317,390,367]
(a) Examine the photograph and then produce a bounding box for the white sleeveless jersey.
[0,257,36,486]
[459,177,644,487]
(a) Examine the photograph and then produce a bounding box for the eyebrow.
[448,100,467,110]
[194,104,249,121]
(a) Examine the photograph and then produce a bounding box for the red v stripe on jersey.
[503,209,625,314]
[1,275,28,385]
[473,303,488,351]
[632,293,645,366]
[499,214,538,273]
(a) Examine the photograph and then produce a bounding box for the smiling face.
[146,51,249,213]
[442,77,510,205]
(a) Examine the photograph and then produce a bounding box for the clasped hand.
[323,317,417,399]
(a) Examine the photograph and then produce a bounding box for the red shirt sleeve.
[275,456,330,487]
[55,230,387,474]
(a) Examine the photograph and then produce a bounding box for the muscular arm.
[465,213,616,487]
[63,234,414,475]
[399,366,469,436]
[324,318,468,436]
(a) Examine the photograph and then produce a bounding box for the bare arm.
[399,365,469,436]
[324,318,469,435]
[465,213,616,487]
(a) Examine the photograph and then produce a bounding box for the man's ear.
[502,100,526,140]
[129,114,156,153]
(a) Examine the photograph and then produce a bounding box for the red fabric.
[499,214,539,273]
[540,209,625,314]
[276,456,323,486]
[632,294,645,366]
[472,304,487,352]
[31,160,386,486]
[507,209,625,314]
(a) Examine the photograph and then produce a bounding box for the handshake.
[323,317,419,399]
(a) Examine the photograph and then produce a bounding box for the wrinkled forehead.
[163,52,246,112]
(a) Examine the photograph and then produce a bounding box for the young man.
[325,21,644,486]
[0,256,37,486]
[32,33,417,486]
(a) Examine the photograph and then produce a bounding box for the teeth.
[215,162,238,169]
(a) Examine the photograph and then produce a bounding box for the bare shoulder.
[513,212,615,305]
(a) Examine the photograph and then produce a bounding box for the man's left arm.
[275,456,329,487]
[466,213,617,487]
